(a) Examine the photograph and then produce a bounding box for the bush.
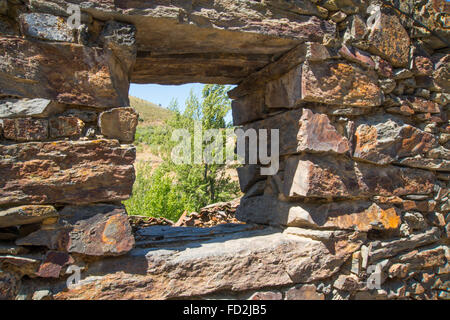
[134,125,172,156]
[124,85,241,221]
[123,163,186,221]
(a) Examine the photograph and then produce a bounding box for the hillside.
[130,96,173,126]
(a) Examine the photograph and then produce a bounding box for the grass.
[123,162,186,221]
[130,96,173,126]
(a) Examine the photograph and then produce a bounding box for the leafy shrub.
[123,163,187,221]
[124,85,241,220]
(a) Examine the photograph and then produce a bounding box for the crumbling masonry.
[0,0,449,300]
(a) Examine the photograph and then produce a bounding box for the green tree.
[169,84,238,207]
[124,85,240,219]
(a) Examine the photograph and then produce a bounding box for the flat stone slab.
[237,195,401,231]
[0,140,135,205]
[0,205,57,228]
[135,223,257,247]
[0,37,130,108]
[0,99,64,119]
[16,204,135,257]
[34,0,335,84]
[54,224,363,299]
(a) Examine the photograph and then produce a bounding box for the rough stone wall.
[233,0,450,300]
[0,0,139,300]
[0,0,449,300]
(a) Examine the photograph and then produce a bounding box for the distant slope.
[130,96,173,126]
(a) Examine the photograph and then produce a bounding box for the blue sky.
[129,83,204,109]
[129,83,234,123]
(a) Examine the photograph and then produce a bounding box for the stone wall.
[0,0,139,300]
[0,0,449,300]
[233,0,450,300]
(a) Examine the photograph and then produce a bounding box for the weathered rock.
[99,21,137,79]
[14,228,66,250]
[0,206,57,228]
[394,245,447,271]
[19,13,75,42]
[231,91,266,126]
[403,212,427,231]
[353,290,388,300]
[2,118,48,142]
[0,255,41,276]
[171,199,242,228]
[413,56,434,76]
[228,44,310,99]
[393,68,413,80]
[249,291,282,300]
[0,243,26,255]
[427,146,450,160]
[432,93,449,106]
[301,60,382,107]
[379,79,396,94]
[237,195,400,231]
[415,88,431,99]
[305,42,334,62]
[283,227,349,242]
[32,290,52,301]
[433,53,450,91]
[242,109,350,156]
[0,0,447,302]
[237,165,265,193]
[0,99,65,119]
[330,11,347,23]
[405,0,450,49]
[333,274,363,291]
[373,56,393,78]
[353,119,436,165]
[54,224,361,299]
[133,52,272,85]
[0,37,130,108]
[400,96,441,114]
[62,109,97,123]
[0,14,19,37]
[36,251,73,278]
[386,105,415,116]
[0,139,135,205]
[369,227,441,262]
[134,224,253,248]
[17,204,135,256]
[0,271,18,300]
[295,108,350,154]
[397,157,450,172]
[49,116,84,138]
[366,12,410,67]
[282,154,435,199]
[265,66,302,110]
[71,0,336,84]
[64,205,135,256]
[338,45,375,69]
[401,200,436,213]
[99,108,139,143]
[343,14,367,44]
[285,284,324,300]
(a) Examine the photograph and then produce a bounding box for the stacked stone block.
[0,0,448,300]
[0,0,138,299]
[234,1,449,300]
